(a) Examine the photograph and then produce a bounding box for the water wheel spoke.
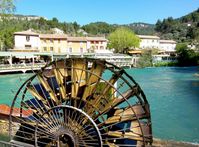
[82,60,105,101]
[104,103,150,125]
[37,74,59,104]
[71,59,87,98]
[26,85,49,106]
[53,68,67,100]
[94,86,139,121]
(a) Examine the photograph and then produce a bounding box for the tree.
[0,0,15,14]
[108,27,140,53]
[48,17,59,28]
[137,50,153,67]
[73,21,80,32]
[176,43,198,66]
[82,22,115,35]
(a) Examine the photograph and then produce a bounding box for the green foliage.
[176,43,199,66]
[108,27,140,53]
[82,22,116,35]
[155,8,199,43]
[127,23,155,35]
[153,62,177,67]
[82,22,155,36]
[137,50,153,67]
[0,16,81,50]
[0,133,9,141]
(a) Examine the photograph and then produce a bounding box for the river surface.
[0,67,199,143]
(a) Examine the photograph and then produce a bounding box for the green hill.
[82,22,155,36]
[155,8,199,44]
[0,9,199,51]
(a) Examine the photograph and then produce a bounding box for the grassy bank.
[153,62,178,67]
[0,133,9,142]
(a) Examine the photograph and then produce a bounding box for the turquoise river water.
[0,67,199,143]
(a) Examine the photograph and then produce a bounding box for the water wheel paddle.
[9,58,152,147]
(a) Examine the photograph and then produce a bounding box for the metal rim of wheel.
[9,58,152,147]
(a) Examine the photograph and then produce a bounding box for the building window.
[50,47,53,51]
[69,48,72,53]
[25,45,31,49]
[26,36,30,42]
[58,39,60,43]
[100,46,104,49]
[42,39,47,43]
[96,41,99,44]
[43,47,47,51]
[91,41,94,44]
[50,39,53,43]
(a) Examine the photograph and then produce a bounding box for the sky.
[15,0,199,25]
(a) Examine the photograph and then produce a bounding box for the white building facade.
[159,40,176,52]
[13,30,108,54]
[86,37,108,51]
[14,30,40,52]
[137,35,177,52]
[137,35,160,49]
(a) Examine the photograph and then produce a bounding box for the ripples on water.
[125,67,199,143]
[0,67,199,143]
[0,73,32,105]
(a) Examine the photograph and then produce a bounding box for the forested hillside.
[0,16,81,50]
[82,22,155,35]
[0,16,155,50]
[0,8,199,50]
[155,8,199,44]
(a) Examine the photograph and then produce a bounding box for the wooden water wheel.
[9,58,152,147]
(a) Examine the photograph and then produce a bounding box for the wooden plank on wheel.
[53,68,67,100]
[82,60,105,100]
[71,59,87,98]
[37,74,59,104]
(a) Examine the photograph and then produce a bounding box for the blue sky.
[15,0,199,25]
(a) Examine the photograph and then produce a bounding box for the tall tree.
[82,22,115,35]
[176,43,198,66]
[108,27,140,53]
[137,50,153,67]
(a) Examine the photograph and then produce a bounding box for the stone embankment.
[152,138,199,147]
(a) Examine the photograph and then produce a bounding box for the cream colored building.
[137,35,176,52]
[159,40,176,52]
[13,30,108,54]
[87,37,108,51]
[67,37,87,53]
[40,34,67,53]
[137,35,160,49]
[13,30,40,52]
